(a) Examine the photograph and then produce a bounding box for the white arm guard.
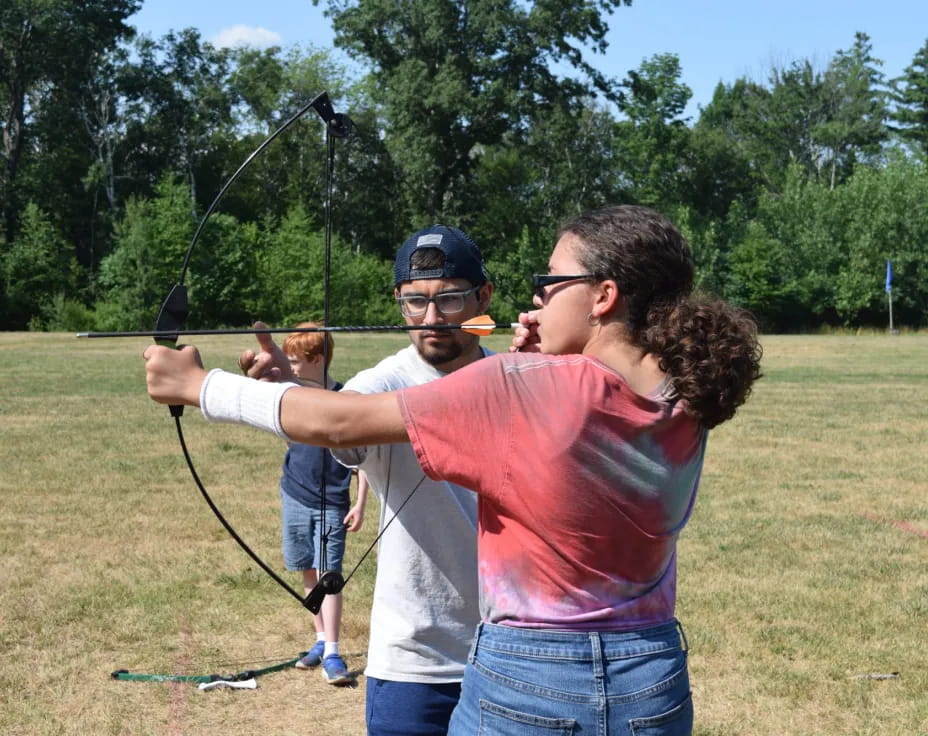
[199,368,297,440]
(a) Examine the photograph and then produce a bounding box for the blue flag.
[885,260,893,293]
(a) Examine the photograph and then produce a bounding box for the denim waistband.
[473,619,687,662]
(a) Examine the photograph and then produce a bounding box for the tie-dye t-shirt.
[399,351,707,631]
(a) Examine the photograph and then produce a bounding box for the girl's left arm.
[280,385,408,449]
[143,344,408,448]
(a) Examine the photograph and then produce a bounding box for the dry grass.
[0,331,393,736]
[1,332,926,735]
[682,335,928,735]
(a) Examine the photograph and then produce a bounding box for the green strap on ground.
[111,652,306,684]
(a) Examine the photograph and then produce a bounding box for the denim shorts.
[279,487,346,572]
[448,620,692,736]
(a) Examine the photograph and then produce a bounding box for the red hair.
[282,322,334,369]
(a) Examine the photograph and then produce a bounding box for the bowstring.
[319,119,337,576]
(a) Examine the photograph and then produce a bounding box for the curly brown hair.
[561,205,762,429]
[644,295,762,428]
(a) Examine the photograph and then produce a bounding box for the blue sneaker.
[321,654,351,685]
[295,641,325,669]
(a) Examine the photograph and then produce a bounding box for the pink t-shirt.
[399,352,707,631]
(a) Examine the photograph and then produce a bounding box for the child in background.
[280,323,368,685]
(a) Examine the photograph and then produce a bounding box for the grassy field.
[1,331,926,735]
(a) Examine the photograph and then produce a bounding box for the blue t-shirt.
[279,382,352,512]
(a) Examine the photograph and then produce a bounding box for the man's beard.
[417,338,465,367]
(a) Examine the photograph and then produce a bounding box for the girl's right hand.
[510,310,541,353]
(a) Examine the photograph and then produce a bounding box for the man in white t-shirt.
[241,225,493,735]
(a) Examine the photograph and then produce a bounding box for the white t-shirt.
[332,344,487,683]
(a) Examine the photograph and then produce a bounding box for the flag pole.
[885,259,894,334]
[887,287,894,332]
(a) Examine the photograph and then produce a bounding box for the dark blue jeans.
[366,676,462,736]
[448,620,692,736]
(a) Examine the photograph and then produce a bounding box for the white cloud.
[211,25,282,49]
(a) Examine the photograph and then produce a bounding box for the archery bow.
[153,91,352,615]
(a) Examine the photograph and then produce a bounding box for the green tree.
[726,219,802,330]
[98,175,273,330]
[890,39,928,159]
[695,37,889,196]
[254,205,395,326]
[96,177,195,329]
[613,52,692,209]
[469,100,623,254]
[695,78,768,188]
[696,63,831,193]
[330,91,407,258]
[484,225,550,323]
[756,62,828,189]
[831,155,928,325]
[74,45,137,285]
[668,204,726,297]
[689,81,766,225]
[0,0,139,253]
[226,47,400,257]
[684,120,760,222]
[2,202,80,329]
[319,0,633,224]
[815,32,888,189]
[120,29,235,215]
[725,157,928,329]
[227,44,343,226]
[724,164,838,328]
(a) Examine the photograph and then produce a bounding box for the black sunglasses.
[531,273,595,301]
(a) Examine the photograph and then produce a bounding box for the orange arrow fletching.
[461,315,499,336]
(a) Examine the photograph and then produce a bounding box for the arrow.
[77,315,519,339]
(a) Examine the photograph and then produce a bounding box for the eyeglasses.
[531,274,595,301]
[396,286,481,317]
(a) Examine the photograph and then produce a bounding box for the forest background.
[3,0,928,333]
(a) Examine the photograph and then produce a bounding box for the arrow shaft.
[78,323,518,338]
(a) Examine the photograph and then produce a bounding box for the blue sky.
[130,0,928,119]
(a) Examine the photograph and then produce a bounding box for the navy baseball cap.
[393,225,488,286]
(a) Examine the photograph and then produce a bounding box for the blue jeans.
[366,676,462,736]
[279,488,346,572]
[448,620,692,736]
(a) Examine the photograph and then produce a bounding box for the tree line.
[2,0,927,332]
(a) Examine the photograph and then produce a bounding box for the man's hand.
[238,321,295,382]
[509,310,541,353]
[143,345,208,407]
